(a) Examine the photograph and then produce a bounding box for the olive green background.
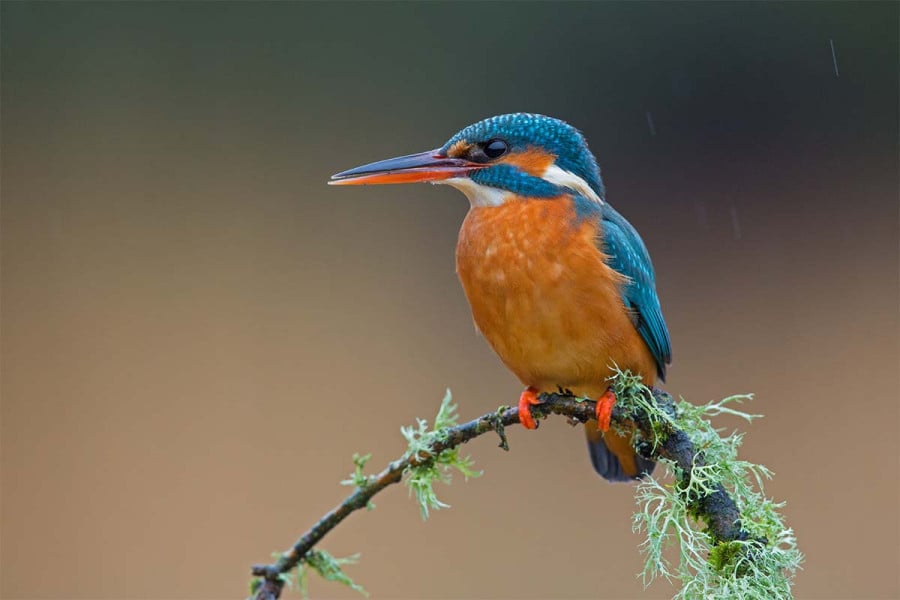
[2,2,897,599]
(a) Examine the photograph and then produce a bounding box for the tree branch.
[248,387,755,600]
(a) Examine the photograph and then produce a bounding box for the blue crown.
[441,113,605,199]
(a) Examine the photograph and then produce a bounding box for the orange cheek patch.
[446,140,471,158]
[501,147,556,176]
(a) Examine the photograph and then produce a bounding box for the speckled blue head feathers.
[440,113,605,200]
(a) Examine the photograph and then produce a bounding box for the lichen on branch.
[248,369,802,600]
[401,389,482,519]
[609,370,802,599]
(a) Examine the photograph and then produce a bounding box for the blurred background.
[2,2,897,599]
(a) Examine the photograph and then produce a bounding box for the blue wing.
[597,203,672,380]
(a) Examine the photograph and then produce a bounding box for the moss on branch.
[248,370,801,600]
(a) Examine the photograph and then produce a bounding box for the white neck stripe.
[541,164,604,204]
[436,167,601,208]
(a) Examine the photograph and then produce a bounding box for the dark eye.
[483,139,508,159]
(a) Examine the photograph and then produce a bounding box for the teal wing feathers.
[597,203,672,379]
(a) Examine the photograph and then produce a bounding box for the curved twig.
[248,389,751,600]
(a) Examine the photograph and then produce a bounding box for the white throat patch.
[541,164,604,204]
[436,165,602,208]
[437,177,510,207]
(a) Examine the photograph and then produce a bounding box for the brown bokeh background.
[2,2,897,599]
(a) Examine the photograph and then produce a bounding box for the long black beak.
[329,149,483,185]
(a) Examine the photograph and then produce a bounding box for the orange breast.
[455,197,656,396]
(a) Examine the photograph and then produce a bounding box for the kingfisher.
[329,113,671,482]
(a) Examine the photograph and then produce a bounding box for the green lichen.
[339,452,376,510]
[490,405,511,451]
[619,369,802,600]
[401,389,481,519]
[265,549,367,599]
[708,540,746,573]
[267,549,366,599]
[340,453,374,490]
[248,577,262,596]
[297,549,367,598]
[262,377,800,600]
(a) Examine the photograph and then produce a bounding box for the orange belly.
[455,196,657,397]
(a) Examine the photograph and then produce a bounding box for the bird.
[329,113,671,482]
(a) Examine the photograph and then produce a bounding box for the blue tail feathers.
[587,437,656,482]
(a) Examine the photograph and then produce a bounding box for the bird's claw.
[595,388,617,432]
[518,387,541,430]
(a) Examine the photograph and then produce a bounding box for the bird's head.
[329,113,605,206]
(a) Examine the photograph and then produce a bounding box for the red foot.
[595,389,617,432]
[518,387,541,430]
